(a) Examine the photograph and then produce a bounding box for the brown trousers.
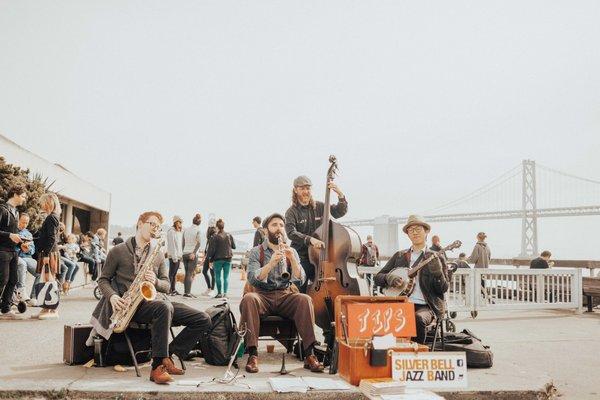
[239,287,317,351]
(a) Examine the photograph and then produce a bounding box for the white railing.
[357,266,583,313]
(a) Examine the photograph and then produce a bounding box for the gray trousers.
[132,300,211,358]
[414,304,436,344]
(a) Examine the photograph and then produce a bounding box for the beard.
[268,231,284,245]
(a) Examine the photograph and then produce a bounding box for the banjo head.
[382,268,410,296]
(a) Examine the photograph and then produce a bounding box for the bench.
[583,277,600,312]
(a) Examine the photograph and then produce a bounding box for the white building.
[1,133,111,236]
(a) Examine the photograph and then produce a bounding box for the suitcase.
[335,295,428,386]
[63,324,94,365]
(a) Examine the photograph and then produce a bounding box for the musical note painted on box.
[345,302,416,338]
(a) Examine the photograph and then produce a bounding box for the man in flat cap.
[284,175,347,294]
[240,213,324,374]
[374,215,449,344]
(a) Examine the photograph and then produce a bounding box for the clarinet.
[277,234,290,280]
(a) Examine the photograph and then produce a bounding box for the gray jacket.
[467,241,491,268]
[90,237,170,339]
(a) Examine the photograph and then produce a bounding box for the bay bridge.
[231,160,600,257]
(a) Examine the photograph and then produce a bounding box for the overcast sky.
[1,1,599,258]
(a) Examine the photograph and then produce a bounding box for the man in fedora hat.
[240,213,325,374]
[374,215,449,344]
[284,175,347,294]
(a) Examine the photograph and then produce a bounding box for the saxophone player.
[90,211,212,384]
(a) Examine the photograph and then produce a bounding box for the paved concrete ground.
[0,268,598,399]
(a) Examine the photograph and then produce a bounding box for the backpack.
[104,328,152,366]
[364,244,378,266]
[196,302,240,366]
[428,329,493,368]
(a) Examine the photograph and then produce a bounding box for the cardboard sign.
[391,352,468,389]
[345,302,416,338]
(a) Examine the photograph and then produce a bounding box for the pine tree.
[0,156,51,231]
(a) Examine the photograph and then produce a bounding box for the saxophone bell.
[140,281,156,301]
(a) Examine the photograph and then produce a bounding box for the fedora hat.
[402,215,431,234]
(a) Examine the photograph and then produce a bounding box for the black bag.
[197,302,240,366]
[429,329,493,368]
[104,328,152,366]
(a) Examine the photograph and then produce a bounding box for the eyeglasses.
[144,221,161,229]
[407,226,425,234]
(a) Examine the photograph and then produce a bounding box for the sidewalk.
[0,269,598,399]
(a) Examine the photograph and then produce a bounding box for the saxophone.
[110,234,163,333]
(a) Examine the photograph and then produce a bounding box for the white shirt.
[408,246,427,305]
[167,228,184,261]
[182,225,201,255]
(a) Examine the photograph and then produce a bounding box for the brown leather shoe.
[303,354,324,373]
[245,355,259,373]
[162,357,184,375]
[150,365,173,384]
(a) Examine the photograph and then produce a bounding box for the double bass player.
[285,175,348,294]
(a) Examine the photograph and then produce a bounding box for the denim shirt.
[16,228,35,258]
[247,240,305,291]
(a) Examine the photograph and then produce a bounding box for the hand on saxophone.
[110,295,129,312]
[144,270,157,284]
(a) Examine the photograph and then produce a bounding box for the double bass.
[307,156,369,338]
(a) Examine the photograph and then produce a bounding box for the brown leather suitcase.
[63,324,94,365]
[335,296,428,386]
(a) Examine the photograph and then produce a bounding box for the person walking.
[206,219,236,298]
[34,193,62,320]
[182,214,202,298]
[167,216,184,296]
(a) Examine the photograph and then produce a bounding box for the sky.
[1,1,599,258]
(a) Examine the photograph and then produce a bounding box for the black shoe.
[170,290,180,296]
[183,293,197,298]
[214,293,223,298]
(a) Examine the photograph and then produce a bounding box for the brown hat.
[293,175,312,187]
[477,232,487,240]
[262,213,285,228]
[402,215,431,234]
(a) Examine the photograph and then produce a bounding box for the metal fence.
[357,266,583,313]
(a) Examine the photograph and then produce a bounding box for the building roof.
[0,132,111,212]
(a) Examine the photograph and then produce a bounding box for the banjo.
[382,240,462,297]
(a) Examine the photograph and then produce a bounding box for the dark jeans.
[132,300,212,358]
[80,255,97,280]
[202,258,214,290]
[414,304,436,344]
[0,250,18,313]
[168,259,180,293]
[182,254,196,295]
[299,258,315,294]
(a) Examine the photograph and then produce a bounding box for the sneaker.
[26,298,38,307]
[214,293,223,298]
[201,289,210,296]
[37,309,59,320]
[207,290,216,297]
[183,293,197,298]
[0,310,20,320]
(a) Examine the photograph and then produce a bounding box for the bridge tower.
[520,159,538,257]
[373,215,399,258]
